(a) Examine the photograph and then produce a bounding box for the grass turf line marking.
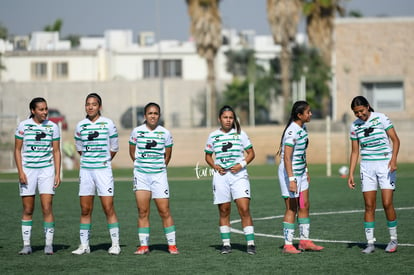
[230,207,414,247]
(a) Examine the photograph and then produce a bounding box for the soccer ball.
[338,166,349,177]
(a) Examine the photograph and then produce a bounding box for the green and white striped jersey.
[280,122,308,176]
[15,118,60,169]
[205,128,252,170]
[350,111,393,161]
[129,124,173,174]
[74,116,119,169]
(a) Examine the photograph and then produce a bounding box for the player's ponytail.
[277,101,309,156]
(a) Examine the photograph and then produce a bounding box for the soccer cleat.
[282,244,301,254]
[168,245,179,255]
[44,245,54,255]
[18,245,32,255]
[134,246,150,255]
[247,245,256,255]
[362,244,375,254]
[385,240,398,253]
[108,244,121,255]
[220,245,232,254]
[72,244,90,255]
[299,240,324,251]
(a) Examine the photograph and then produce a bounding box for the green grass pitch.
[0,164,413,274]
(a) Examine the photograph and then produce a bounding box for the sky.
[1,0,414,41]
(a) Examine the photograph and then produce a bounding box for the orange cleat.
[299,240,324,251]
[134,246,150,255]
[168,245,179,255]
[283,244,301,254]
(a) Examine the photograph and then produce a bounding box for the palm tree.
[302,0,345,116]
[186,0,222,126]
[267,0,302,121]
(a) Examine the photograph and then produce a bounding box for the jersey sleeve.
[52,123,61,141]
[204,133,214,154]
[380,113,393,131]
[284,128,296,147]
[15,121,25,139]
[241,131,253,150]
[129,128,137,145]
[108,120,119,152]
[164,129,173,148]
[74,122,83,152]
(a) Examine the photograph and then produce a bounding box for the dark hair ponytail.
[277,101,309,156]
[218,105,241,134]
[29,97,47,118]
[351,96,374,112]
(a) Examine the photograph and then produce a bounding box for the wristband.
[240,160,247,168]
[288,176,296,182]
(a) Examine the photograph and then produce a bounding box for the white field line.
[230,207,414,247]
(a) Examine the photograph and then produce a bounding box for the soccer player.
[347,96,400,254]
[276,101,324,254]
[129,102,179,255]
[72,93,121,255]
[14,97,61,255]
[204,105,256,255]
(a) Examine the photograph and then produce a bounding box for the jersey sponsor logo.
[35,131,46,141]
[87,131,100,140]
[364,127,374,137]
[145,140,157,149]
[222,142,233,152]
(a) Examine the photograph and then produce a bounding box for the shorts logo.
[145,140,157,149]
[245,189,249,195]
[222,142,233,152]
[164,189,169,195]
[108,188,113,193]
[35,131,46,141]
[88,131,100,140]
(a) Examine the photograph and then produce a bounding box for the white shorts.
[133,170,170,199]
[278,163,309,198]
[360,160,396,192]
[79,167,115,196]
[19,166,55,196]
[212,168,251,205]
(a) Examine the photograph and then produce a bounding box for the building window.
[362,81,404,112]
[143,60,159,78]
[53,62,69,79]
[31,62,47,80]
[143,59,182,79]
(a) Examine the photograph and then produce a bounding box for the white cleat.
[72,244,90,255]
[19,245,32,255]
[362,244,375,254]
[108,244,121,255]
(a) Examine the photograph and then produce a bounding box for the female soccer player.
[205,105,256,255]
[72,93,121,255]
[14,97,61,255]
[348,96,400,254]
[129,102,179,255]
[276,101,323,254]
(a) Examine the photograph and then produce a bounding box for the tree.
[222,49,278,124]
[267,0,302,122]
[0,22,8,40]
[44,18,63,32]
[291,45,331,117]
[302,0,345,117]
[186,0,222,126]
